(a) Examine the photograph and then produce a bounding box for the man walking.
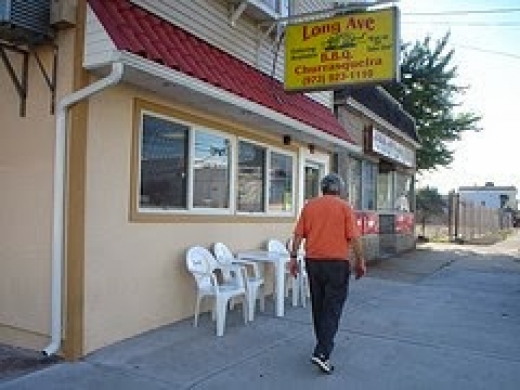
[289,173,366,374]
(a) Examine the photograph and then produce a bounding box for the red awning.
[88,0,356,145]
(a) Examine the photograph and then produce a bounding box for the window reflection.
[394,172,412,211]
[269,152,293,212]
[377,170,393,210]
[304,166,320,201]
[193,131,231,209]
[140,115,188,209]
[348,157,362,210]
[362,161,377,210]
[237,141,265,212]
[137,110,295,216]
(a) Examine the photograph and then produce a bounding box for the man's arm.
[351,236,366,279]
[290,234,303,256]
[288,234,304,277]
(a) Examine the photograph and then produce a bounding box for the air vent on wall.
[0,0,52,45]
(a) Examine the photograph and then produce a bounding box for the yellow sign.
[284,7,400,91]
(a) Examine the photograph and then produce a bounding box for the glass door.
[304,159,328,203]
[304,164,321,201]
[298,149,329,213]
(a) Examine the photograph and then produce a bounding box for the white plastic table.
[237,250,298,317]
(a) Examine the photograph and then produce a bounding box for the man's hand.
[354,261,366,280]
[351,238,365,280]
[289,257,299,277]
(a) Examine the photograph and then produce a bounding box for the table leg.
[275,262,285,317]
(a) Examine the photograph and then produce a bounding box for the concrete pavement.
[2,231,520,389]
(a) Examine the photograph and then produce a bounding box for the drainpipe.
[43,62,124,356]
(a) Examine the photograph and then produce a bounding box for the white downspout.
[43,62,124,356]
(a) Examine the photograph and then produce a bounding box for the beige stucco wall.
[82,84,296,353]
[81,77,417,352]
[0,31,75,349]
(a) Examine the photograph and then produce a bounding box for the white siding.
[132,1,278,75]
[294,0,328,14]
[130,0,332,107]
[83,0,333,107]
[84,7,116,68]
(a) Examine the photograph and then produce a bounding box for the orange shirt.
[294,195,360,260]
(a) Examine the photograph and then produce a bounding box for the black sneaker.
[311,354,334,374]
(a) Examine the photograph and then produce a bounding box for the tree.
[385,33,481,171]
[415,186,446,237]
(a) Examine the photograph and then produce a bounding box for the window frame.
[132,102,296,220]
[348,156,362,210]
[362,159,377,211]
[268,145,296,216]
[137,110,191,213]
[236,137,296,216]
[136,110,235,216]
[236,139,267,214]
[189,125,235,214]
[376,170,394,211]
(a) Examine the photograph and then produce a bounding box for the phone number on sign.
[328,69,374,82]
[302,69,374,86]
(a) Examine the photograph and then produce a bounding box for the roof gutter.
[43,62,124,357]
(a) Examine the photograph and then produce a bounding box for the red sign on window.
[355,211,379,235]
[395,213,414,233]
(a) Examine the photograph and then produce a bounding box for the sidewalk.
[2,231,520,389]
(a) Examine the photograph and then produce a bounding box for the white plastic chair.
[212,242,265,321]
[267,239,301,307]
[267,239,309,307]
[186,246,248,336]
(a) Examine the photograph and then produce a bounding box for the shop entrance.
[304,164,320,201]
[304,160,327,202]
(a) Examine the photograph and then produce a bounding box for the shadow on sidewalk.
[0,344,62,384]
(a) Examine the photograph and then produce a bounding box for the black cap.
[321,173,344,195]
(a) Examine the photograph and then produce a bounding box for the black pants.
[305,259,351,360]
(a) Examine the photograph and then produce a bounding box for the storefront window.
[348,157,362,210]
[362,161,377,210]
[377,170,393,210]
[394,172,412,211]
[269,152,293,212]
[193,131,231,209]
[136,106,295,217]
[237,141,266,212]
[304,165,320,201]
[140,115,189,209]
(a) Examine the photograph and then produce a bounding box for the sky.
[395,0,520,195]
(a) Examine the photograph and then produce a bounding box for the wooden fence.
[448,192,514,241]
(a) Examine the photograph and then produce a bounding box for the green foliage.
[385,33,481,171]
[415,186,446,235]
[416,186,445,215]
